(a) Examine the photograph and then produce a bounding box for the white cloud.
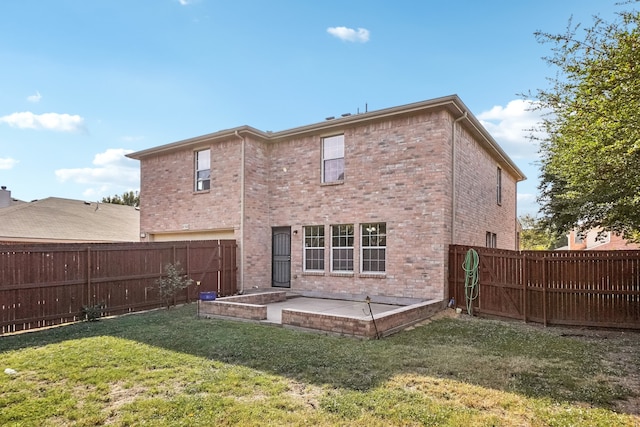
[178,0,192,5]
[0,111,85,132]
[478,99,551,218]
[27,91,42,103]
[517,193,536,203]
[55,148,139,196]
[92,148,135,167]
[478,99,548,160]
[327,26,370,43]
[82,185,112,199]
[517,192,541,217]
[0,157,18,170]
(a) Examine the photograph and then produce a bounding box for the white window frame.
[486,231,497,248]
[303,225,325,272]
[195,149,211,192]
[322,134,345,183]
[361,223,386,274]
[331,224,354,272]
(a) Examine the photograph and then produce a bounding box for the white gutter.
[515,186,519,250]
[451,112,467,244]
[234,130,246,294]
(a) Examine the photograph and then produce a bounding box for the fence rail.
[449,245,640,330]
[1,240,237,334]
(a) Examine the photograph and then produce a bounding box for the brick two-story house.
[567,229,640,251]
[128,95,525,304]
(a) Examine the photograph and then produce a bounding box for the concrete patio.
[199,291,445,338]
[262,296,403,323]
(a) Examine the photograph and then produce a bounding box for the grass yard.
[1,304,638,426]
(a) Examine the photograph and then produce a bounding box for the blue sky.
[0,0,624,216]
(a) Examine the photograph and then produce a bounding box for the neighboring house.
[127,95,525,303]
[567,229,640,251]
[0,195,140,243]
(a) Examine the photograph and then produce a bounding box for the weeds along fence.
[449,245,640,330]
[0,240,237,334]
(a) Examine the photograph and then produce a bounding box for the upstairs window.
[496,167,502,205]
[331,224,354,272]
[361,223,386,273]
[322,134,344,183]
[304,225,325,271]
[486,232,497,248]
[195,149,211,191]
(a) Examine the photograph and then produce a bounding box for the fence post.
[453,246,459,309]
[218,240,223,296]
[542,256,548,327]
[186,243,191,303]
[522,253,527,323]
[172,244,177,307]
[87,246,92,307]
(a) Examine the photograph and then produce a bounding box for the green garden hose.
[463,248,479,316]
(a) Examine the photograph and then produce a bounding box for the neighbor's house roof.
[0,197,140,243]
[127,94,526,182]
[7,198,26,207]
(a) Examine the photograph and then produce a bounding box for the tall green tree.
[532,3,640,241]
[519,214,558,250]
[101,191,139,207]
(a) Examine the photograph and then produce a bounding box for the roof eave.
[462,112,527,182]
[269,94,466,140]
[125,94,526,182]
[126,125,268,160]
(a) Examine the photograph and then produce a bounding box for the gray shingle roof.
[0,197,140,243]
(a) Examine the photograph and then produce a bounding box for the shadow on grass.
[1,303,637,414]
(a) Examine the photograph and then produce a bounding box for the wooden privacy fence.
[0,240,237,334]
[449,245,640,330]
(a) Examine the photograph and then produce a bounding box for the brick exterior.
[453,122,519,249]
[282,298,445,338]
[199,291,287,321]
[568,229,640,250]
[199,292,446,338]
[129,96,524,303]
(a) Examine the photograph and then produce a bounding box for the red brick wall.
[453,121,518,250]
[137,108,520,302]
[199,291,287,321]
[264,111,453,300]
[242,137,271,291]
[596,234,640,250]
[568,229,640,250]
[139,140,242,235]
[281,299,446,338]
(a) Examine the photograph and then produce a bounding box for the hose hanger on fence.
[463,248,480,316]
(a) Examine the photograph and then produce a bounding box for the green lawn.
[1,304,638,426]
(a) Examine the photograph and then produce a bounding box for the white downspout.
[234,130,246,294]
[451,112,467,244]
